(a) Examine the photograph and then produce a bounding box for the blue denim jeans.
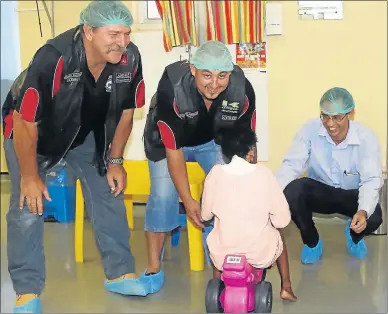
[145,140,224,232]
[5,133,135,295]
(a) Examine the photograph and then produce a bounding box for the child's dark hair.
[217,126,257,162]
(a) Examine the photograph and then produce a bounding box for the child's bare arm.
[201,166,218,221]
[268,172,291,228]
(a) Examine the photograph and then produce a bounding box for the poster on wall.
[298,1,344,20]
[236,43,267,73]
[258,42,267,72]
[229,43,268,161]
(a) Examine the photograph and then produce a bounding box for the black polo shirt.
[155,69,256,150]
[71,59,114,147]
[2,44,144,147]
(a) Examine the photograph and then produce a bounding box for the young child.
[202,127,296,301]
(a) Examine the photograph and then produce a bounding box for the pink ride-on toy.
[205,255,272,313]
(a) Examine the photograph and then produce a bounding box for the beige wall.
[266,1,387,170]
[5,0,386,175]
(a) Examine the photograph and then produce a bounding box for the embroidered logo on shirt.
[105,75,112,93]
[222,115,237,121]
[221,100,240,120]
[179,111,198,119]
[64,69,82,83]
[221,101,240,113]
[115,72,132,84]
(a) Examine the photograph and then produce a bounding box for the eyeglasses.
[320,113,347,123]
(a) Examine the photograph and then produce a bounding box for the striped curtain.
[156,1,198,52]
[200,0,265,45]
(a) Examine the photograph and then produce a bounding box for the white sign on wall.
[298,1,343,20]
[265,3,283,35]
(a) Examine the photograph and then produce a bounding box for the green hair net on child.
[79,1,133,28]
[190,41,234,72]
[320,87,355,115]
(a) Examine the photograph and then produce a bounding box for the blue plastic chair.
[43,164,76,223]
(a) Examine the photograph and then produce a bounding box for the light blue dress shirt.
[275,118,383,217]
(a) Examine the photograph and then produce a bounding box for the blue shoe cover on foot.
[104,276,150,296]
[345,219,368,259]
[301,239,323,264]
[14,298,42,313]
[139,270,165,294]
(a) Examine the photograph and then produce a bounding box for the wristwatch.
[108,157,124,165]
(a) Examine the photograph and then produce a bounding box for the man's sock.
[106,273,137,282]
[15,294,39,306]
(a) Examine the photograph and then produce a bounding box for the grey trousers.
[5,133,135,295]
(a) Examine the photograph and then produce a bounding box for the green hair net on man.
[320,87,355,115]
[190,40,234,72]
[79,0,133,28]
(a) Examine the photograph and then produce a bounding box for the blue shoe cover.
[14,298,42,313]
[345,219,368,259]
[139,270,165,294]
[104,276,151,297]
[301,239,323,264]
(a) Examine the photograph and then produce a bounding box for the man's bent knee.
[146,160,180,233]
[367,205,383,233]
[145,200,180,233]
[284,177,310,193]
[7,205,42,229]
[145,189,180,233]
[283,178,311,204]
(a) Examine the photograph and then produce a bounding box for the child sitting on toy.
[201,127,297,301]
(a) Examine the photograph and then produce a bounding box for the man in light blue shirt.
[276,87,383,264]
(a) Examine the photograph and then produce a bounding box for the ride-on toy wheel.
[254,281,272,313]
[205,279,225,313]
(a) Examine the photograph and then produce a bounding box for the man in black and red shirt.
[139,41,296,301]
[2,1,148,312]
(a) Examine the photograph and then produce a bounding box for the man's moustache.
[108,47,126,53]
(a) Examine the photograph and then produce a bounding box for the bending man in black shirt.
[2,1,147,312]
[136,41,296,301]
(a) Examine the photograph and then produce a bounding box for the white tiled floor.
[1,175,387,313]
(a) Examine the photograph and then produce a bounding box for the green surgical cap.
[320,87,355,115]
[79,1,133,28]
[190,41,234,72]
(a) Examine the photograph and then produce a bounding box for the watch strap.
[108,157,124,165]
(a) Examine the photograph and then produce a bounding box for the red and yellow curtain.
[155,0,198,52]
[156,0,266,52]
[204,0,265,44]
